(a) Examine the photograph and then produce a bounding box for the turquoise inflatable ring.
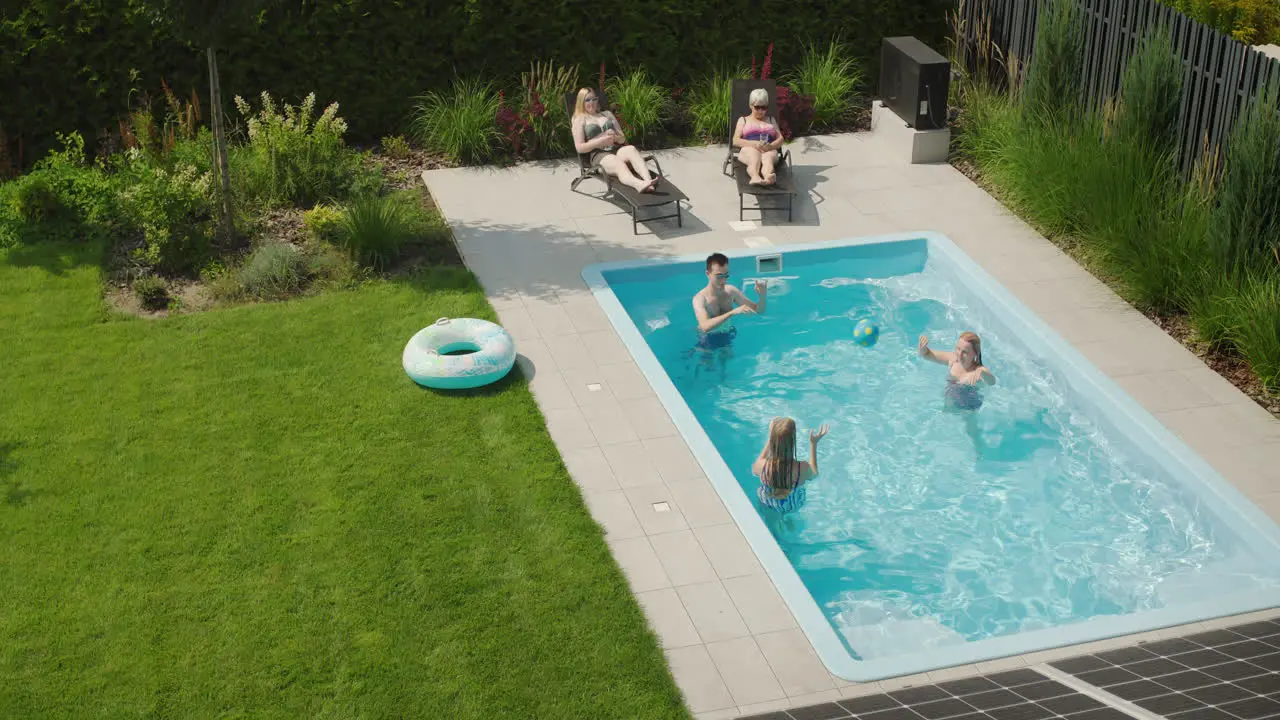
[402,317,517,389]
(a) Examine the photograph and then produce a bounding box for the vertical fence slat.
[1082,0,1097,109]
[1089,0,1106,111]
[1212,40,1244,160]
[1205,30,1226,164]
[1100,0,1119,103]
[1117,0,1135,95]
[1187,21,1209,173]
[1175,12,1197,174]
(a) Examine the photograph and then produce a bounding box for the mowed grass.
[0,243,687,719]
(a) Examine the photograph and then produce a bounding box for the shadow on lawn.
[2,239,107,276]
[0,440,33,507]
[410,360,532,398]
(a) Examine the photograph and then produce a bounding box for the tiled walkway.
[421,120,1280,718]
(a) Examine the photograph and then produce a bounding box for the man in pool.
[692,253,767,364]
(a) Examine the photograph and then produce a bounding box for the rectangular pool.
[581,232,1280,681]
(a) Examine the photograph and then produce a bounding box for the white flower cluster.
[233,91,348,142]
[172,162,214,197]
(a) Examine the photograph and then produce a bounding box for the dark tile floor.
[1049,618,1280,719]
[739,616,1280,720]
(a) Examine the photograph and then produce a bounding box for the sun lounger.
[563,90,686,235]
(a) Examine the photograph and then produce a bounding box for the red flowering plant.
[522,87,552,155]
[776,86,815,140]
[495,84,555,159]
[751,43,815,140]
[495,89,532,159]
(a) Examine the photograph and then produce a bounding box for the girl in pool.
[752,417,829,514]
[918,331,996,410]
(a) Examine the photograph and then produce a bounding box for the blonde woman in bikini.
[732,88,784,185]
[570,88,659,193]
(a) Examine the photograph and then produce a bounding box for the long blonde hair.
[761,417,800,496]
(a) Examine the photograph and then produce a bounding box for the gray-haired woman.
[732,88,784,185]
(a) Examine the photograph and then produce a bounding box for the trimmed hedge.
[1,0,950,168]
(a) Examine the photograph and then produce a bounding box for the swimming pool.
[582,232,1280,681]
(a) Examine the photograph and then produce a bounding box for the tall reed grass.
[411,78,502,164]
[954,0,1280,395]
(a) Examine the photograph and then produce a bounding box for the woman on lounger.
[571,88,659,193]
[733,88,784,185]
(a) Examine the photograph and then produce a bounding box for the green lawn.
[0,243,687,719]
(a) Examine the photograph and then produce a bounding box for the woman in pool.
[571,88,659,193]
[752,417,829,513]
[732,88,784,186]
[918,331,996,410]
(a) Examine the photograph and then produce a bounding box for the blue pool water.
[588,235,1280,676]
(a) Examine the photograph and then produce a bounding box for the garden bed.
[946,3,1280,421]
[957,146,1279,417]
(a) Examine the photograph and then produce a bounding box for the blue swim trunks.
[945,382,983,411]
[697,326,737,351]
[758,484,806,513]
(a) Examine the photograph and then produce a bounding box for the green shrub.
[167,131,217,176]
[33,133,123,228]
[118,157,215,273]
[688,67,750,141]
[606,68,668,143]
[1083,137,1196,313]
[132,274,170,310]
[1021,0,1082,121]
[0,134,123,248]
[956,74,1199,315]
[9,174,62,223]
[1111,27,1182,149]
[303,203,344,244]
[337,192,422,270]
[236,242,311,300]
[410,78,501,164]
[1169,0,1280,44]
[1206,79,1280,272]
[381,135,413,159]
[1224,269,1280,391]
[0,186,18,249]
[785,39,865,128]
[231,91,362,207]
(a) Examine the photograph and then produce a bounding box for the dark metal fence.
[953,0,1280,173]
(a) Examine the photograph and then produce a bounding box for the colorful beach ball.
[854,319,880,347]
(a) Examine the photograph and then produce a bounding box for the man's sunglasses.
[712,272,730,279]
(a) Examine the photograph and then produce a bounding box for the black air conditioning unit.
[879,37,951,130]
